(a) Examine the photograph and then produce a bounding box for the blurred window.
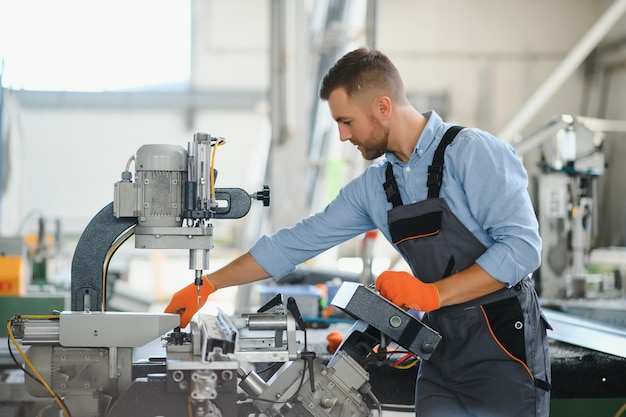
[0,0,191,91]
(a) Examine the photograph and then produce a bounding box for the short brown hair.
[319,48,405,102]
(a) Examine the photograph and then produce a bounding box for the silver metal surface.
[237,337,278,349]
[135,144,187,171]
[134,226,213,236]
[247,314,290,330]
[189,248,210,270]
[250,351,371,417]
[133,232,214,250]
[21,320,60,345]
[543,308,626,358]
[238,368,268,398]
[24,344,133,417]
[59,311,179,347]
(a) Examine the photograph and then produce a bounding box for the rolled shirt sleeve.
[443,127,542,285]
[249,178,378,279]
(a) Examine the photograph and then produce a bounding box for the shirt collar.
[384,110,444,164]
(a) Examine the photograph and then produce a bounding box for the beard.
[358,115,389,160]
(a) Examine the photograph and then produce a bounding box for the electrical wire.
[251,326,309,406]
[613,400,626,417]
[7,315,72,417]
[209,137,226,199]
[250,359,308,405]
[124,154,135,172]
[391,353,417,368]
[37,403,55,417]
[17,207,44,235]
[379,404,417,413]
[254,361,283,377]
[394,358,419,370]
[101,225,136,310]
[367,390,383,417]
[6,336,40,384]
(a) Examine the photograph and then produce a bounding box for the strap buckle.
[427,165,442,188]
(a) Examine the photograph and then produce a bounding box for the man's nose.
[338,125,351,142]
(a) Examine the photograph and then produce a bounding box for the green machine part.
[551,398,626,417]
[0,294,69,337]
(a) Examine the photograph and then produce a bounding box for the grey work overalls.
[384,126,551,417]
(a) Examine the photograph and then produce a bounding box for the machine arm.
[70,202,137,312]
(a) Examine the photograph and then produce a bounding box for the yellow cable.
[394,359,419,370]
[101,226,136,310]
[37,403,55,417]
[187,396,193,417]
[209,137,225,198]
[7,316,71,417]
[613,400,626,417]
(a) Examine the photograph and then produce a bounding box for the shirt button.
[405,166,411,172]
[418,149,424,155]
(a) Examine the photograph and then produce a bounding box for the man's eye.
[343,121,351,126]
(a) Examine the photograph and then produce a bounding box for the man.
[166,48,551,417]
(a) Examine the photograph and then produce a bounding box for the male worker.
[166,48,551,417]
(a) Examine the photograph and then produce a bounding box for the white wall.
[379,0,615,132]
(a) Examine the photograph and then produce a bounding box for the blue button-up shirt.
[250,111,542,286]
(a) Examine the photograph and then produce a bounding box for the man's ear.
[375,96,392,118]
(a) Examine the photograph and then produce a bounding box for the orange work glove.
[375,271,440,312]
[164,276,216,328]
[326,331,344,354]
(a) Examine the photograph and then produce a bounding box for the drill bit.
[194,270,203,306]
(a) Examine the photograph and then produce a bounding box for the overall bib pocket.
[390,210,456,281]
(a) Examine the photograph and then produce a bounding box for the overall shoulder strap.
[384,162,403,208]
[427,125,464,199]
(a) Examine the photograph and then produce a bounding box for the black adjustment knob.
[252,185,270,206]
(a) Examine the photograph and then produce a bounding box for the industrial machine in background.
[0,236,29,296]
[0,219,69,344]
[514,114,626,300]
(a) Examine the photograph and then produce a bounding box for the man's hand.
[164,276,216,328]
[375,270,440,312]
